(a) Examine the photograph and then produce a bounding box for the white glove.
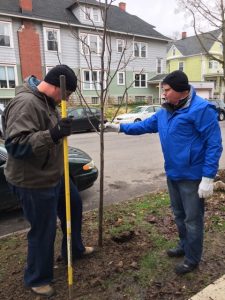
[198,177,214,198]
[103,122,120,132]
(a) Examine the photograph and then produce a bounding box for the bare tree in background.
[69,0,143,246]
[177,0,225,84]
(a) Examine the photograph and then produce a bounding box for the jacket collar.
[25,76,56,109]
[162,86,195,113]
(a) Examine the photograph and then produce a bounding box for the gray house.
[0,0,170,105]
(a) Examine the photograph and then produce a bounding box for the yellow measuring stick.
[60,75,73,298]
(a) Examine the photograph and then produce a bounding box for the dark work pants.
[9,177,85,287]
[167,178,204,265]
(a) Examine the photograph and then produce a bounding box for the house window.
[134,73,147,88]
[84,6,101,22]
[209,60,219,69]
[83,70,103,90]
[117,72,125,85]
[172,46,176,56]
[92,97,99,104]
[0,65,16,88]
[89,35,98,53]
[117,39,124,53]
[133,42,147,58]
[156,58,163,74]
[80,33,102,55]
[44,28,60,52]
[84,6,91,20]
[45,66,54,74]
[93,8,100,22]
[178,61,184,71]
[0,21,13,47]
[80,34,89,55]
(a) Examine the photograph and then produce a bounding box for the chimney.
[181,32,187,39]
[19,0,32,13]
[119,2,126,12]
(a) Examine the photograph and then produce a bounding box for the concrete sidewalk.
[189,274,225,300]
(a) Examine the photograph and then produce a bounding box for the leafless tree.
[68,0,143,246]
[177,0,225,77]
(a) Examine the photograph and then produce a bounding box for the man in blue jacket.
[104,70,223,275]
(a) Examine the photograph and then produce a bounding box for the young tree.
[69,0,143,246]
[177,0,225,81]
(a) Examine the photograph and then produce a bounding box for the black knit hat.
[44,64,77,92]
[162,70,190,92]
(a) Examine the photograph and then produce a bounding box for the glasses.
[59,87,73,100]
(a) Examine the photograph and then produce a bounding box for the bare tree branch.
[67,0,146,246]
[177,0,225,85]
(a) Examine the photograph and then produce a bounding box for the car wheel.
[134,118,141,122]
[219,112,225,121]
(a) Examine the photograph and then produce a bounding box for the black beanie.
[44,64,77,92]
[162,70,190,92]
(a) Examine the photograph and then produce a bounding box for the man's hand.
[102,122,120,132]
[198,177,214,198]
[50,118,72,143]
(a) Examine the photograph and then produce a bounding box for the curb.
[0,227,29,240]
[189,274,225,300]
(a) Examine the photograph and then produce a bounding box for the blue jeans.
[167,178,204,265]
[9,177,85,287]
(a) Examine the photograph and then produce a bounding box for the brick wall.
[18,20,42,80]
[19,0,32,13]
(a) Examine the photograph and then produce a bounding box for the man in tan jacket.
[3,65,94,297]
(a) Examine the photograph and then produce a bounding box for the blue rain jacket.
[120,88,223,180]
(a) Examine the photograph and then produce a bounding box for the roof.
[168,29,221,56]
[0,0,76,24]
[106,6,168,40]
[148,74,167,82]
[71,0,103,6]
[0,0,170,41]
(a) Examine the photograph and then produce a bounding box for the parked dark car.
[208,99,225,121]
[0,141,98,211]
[68,107,107,133]
[0,106,4,138]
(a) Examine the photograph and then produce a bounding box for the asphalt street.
[0,122,225,236]
[70,130,167,212]
[71,121,225,211]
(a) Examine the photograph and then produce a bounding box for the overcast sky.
[113,0,194,39]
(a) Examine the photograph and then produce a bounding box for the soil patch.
[1,170,225,300]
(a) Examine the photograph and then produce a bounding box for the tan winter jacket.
[3,77,63,188]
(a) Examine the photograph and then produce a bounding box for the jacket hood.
[15,76,42,98]
[15,76,56,109]
[26,75,41,92]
